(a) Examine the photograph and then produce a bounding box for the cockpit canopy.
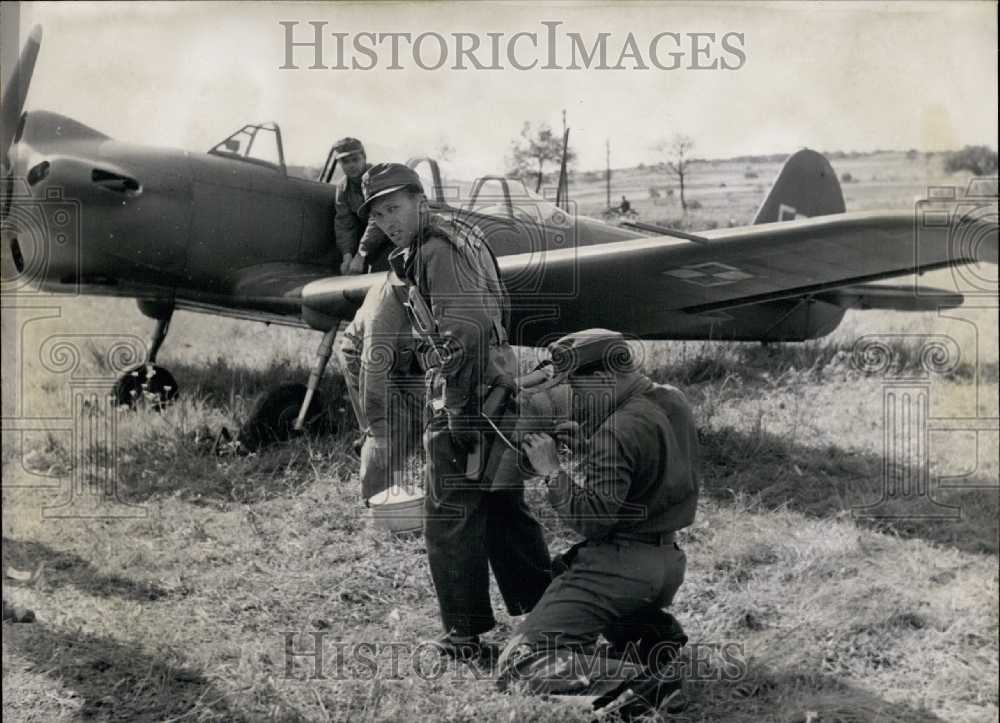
[208,122,285,172]
[465,175,572,227]
[206,126,568,226]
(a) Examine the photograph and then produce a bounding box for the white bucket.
[368,485,425,536]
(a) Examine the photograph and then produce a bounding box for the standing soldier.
[330,137,392,274]
[498,329,698,719]
[359,162,552,660]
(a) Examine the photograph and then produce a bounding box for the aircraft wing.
[491,209,996,340]
[154,262,374,329]
[297,272,382,326]
[214,207,995,340]
[812,283,964,312]
[147,265,378,329]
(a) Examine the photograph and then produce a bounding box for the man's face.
[370,189,423,248]
[340,152,366,180]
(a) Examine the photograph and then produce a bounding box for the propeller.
[1,25,41,221]
[1,24,41,164]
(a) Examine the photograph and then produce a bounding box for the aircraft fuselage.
[5,110,848,344]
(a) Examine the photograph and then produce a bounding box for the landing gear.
[236,383,329,451]
[236,326,339,452]
[112,363,178,410]
[113,310,179,410]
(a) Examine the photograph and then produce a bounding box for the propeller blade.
[1,24,42,162]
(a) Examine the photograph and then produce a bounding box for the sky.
[5,1,998,178]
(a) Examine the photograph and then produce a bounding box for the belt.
[610,530,676,546]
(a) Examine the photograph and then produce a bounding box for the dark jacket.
[548,375,699,539]
[403,213,511,415]
[334,166,390,259]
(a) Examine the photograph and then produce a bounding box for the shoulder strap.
[410,212,511,344]
[445,211,512,334]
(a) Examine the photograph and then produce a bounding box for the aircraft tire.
[237,383,328,452]
[112,364,179,411]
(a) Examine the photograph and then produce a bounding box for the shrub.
[841,172,855,183]
[944,145,998,176]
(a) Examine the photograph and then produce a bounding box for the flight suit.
[498,372,698,698]
[338,276,424,501]
[334,166,392,272]
[403,212,552,638]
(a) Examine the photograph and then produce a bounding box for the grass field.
[2,151,998,722]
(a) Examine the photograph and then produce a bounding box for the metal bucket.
[368,486,424,536]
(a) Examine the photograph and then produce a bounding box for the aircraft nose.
[1,163,82,293]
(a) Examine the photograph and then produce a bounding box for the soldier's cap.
[359,163,423,213]
[332,137,365,160]
[547,329,636,379]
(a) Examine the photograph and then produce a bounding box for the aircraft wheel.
[113,364,179,411]
[237,383,328,452]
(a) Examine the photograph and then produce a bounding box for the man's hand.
[340,253,354,275]
[522,433,560,477]
[349,253,367,274]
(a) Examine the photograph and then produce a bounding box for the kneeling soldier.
[498,329,698,719]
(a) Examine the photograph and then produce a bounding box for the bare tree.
[506,122,575,193]
[655,134,696,212]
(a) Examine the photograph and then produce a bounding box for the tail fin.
[753,148,845,224]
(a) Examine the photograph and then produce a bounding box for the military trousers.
[498,537,687,686]
[423,414,552,637]
[339,326,424,502]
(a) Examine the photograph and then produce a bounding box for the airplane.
[2,27,997,449]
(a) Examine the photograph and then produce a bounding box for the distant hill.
[578,148,968,179]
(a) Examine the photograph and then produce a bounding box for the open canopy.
[208,122,285,172]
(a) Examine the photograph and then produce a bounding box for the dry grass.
[4,328,996,722]
[3,151,997,722]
